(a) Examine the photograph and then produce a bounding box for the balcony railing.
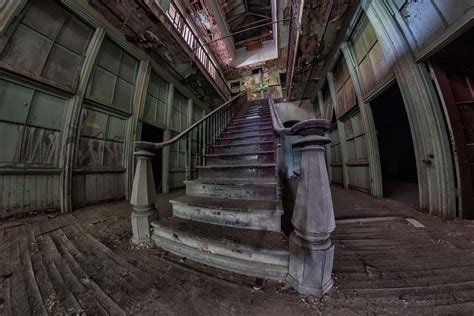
[167,3,231,100]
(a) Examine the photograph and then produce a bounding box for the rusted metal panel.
[0,173,60,217]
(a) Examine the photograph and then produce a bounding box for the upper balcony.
[164,2,231,100]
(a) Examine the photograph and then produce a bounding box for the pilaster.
[60,27,105,213]
[162,83,175,193]
[127,61,151,198]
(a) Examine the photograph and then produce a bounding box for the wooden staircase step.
[211,141,274,154]
[151,218,288,279]
[197,163,275,179]
[205,151,275,165]
[184,178,277,201]
[170,195,281,231]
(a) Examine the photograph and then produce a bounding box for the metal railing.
[167,3,231,100]
[136,92,246,180]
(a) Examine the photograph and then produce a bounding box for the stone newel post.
[287,119,335,296]
[130,150,157,244]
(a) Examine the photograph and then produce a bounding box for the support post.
[130,150,157,244]
[287,119,335,297]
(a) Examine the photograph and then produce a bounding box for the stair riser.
[171,201,281,231]
[233,113,271,120]
[205,153,274,165]
[231,117,272,125]
[212,142,274,154]
[198,166,275,179]
[217,134,273,145]
[185,182,276,201]
[225,123,273,133]
[152,224,288,265]
[238,110,270,116]
[152,235,288,280]
[222,129,273,138]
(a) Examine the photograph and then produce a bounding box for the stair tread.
[153,217,288,253]
[185,178,277,185]
[223,127,273,133]
[228,122,272,128]
[234,114,271,118]
[205,151,274,157]
[171,195,277,212]
[218,133,273,140]
[198,163,275,169]
[212,140,273,148]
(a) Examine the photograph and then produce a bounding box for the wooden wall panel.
[72,172,125,209]
[348,165,370,192]
[0,173,60,217]
[169,171,185,190]
[352,15,393,98]
[329,128,343,185]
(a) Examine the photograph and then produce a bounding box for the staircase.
[151,100,289,279]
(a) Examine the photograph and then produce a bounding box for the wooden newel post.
[287,119,335,296]
[130,150,157,244]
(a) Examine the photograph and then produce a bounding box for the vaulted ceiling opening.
[219,0,273,50]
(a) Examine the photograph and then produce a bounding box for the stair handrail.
[136,92,246,150]
[267,95,292,136]
[130,92,246,244]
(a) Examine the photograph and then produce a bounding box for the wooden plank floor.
[1,188,474,314]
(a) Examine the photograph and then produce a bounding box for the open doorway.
[430,27,474,218]
[371,83,419,208]
[140,123,164,193]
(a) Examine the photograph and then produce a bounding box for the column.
[287,119,335,296]
[130,150,157,244]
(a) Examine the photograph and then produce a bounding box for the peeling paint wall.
[397,0,473,54]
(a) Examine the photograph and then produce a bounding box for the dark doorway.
[140,123,164,193]
[431,27,474,218]
[371,83,419,208]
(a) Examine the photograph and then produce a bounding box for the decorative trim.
[0,168,62,175]
[60,27,106,213]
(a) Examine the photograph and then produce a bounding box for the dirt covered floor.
[1,187,474,314]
